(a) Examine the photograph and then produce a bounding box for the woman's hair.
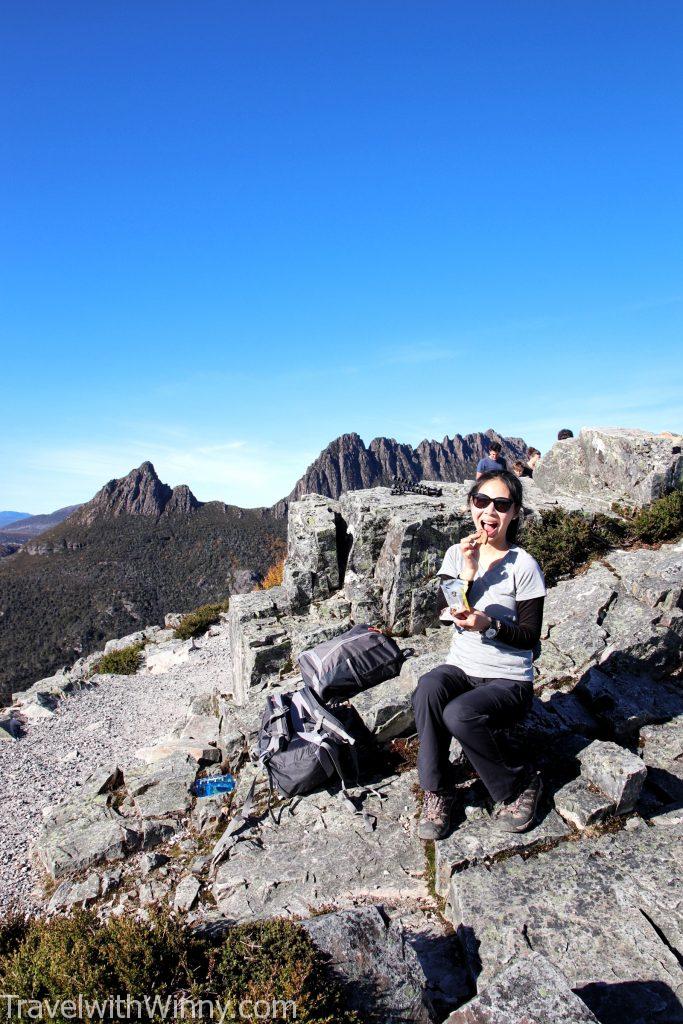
[467,469,523,542]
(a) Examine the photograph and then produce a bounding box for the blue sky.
[1,1,682,512]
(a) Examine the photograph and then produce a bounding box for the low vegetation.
[173,600,230,640]
[522,490,683,586]
[0,910,359,1023]
[92,642,145,676]
[261,557,285,589]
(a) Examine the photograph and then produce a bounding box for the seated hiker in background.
[557,428,574,440]
[512,460,526,477]
[412,470,546,840]
[524,447,541,476]
[476,441,506,478]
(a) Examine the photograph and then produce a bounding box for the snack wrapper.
[441,578,471,614]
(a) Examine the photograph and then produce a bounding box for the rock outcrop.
[535,427,683,506]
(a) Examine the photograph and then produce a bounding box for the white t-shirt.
[437,544,546,682]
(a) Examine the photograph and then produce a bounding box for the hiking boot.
[492,773,542,833]
[418,789,455,841]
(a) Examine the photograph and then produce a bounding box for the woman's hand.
[458,529,485,581]
[451,609,492,632]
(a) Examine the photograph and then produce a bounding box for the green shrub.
[630,490,683,544]
[0,910,207,1018]
[174,600,230,640]
[92,642,145,676]
[521,508,610,587]
[210,918,359,1023]
[0,910,358,1024]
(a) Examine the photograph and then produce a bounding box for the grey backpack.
[297,623,414,702]
[231,685,382,835]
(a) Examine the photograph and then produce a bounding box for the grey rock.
[606,542,683,611]
[577,666,683,738]
[534,427,683,506]
[227,589,291,705]
[282,495,342,612]
[553,778,615,829]
[127,752,198,819]
[353,637,449,741]
[35,805,132,879]
[448,819,683,1024]
[164,612,184,629]
[444,953,600,1024]
[577,739,647,812]
[212,770,426,921]
[173,875,201,913]
[140,852,170,876]
[138,879,170,906]
[639,719,683,806]
[103,631,146,655]
[536,563,618,685]
[434,809,570,897]
[302,905,440,1024]
[340,486,471,635]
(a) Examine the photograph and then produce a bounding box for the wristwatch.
[483,617,500,640]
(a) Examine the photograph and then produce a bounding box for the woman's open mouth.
[482,521,498,537]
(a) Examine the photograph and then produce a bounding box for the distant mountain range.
[0,505,82,551]
[0,512,31,528]
[1,427,526,698]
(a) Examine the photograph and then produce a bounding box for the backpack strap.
[292,686,357,745]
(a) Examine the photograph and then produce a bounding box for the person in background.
[557,428,574,440]
[412,469,546,839]
[524,447,541,477]
[512,460,526,477]
[476,442,507,478]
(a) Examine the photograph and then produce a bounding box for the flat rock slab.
[127,752,198,819]
[211,769,426,921]
[606,542,683,610]
[434,808,570,897]
[448,817,683,1024]
[445,952,600,1024]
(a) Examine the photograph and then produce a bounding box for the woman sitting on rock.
[412,470,546,839]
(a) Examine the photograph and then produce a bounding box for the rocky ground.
[0,628,229,914]
[1,429,682,1023]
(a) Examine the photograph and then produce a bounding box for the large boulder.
[282,495,343,612]
[227,588,292,705]
[340,485,471,635]
[534,427,683,507]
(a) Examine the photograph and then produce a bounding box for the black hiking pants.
[411,664,534,803]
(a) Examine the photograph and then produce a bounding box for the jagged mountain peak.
[275,428,528,514]
[74,462,200,525]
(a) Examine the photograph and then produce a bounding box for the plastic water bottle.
[193,774,236,798]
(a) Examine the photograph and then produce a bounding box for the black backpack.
[225,686,383,841]
[297,623,414,701]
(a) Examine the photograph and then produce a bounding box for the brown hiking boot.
[418,789,455,841]
[492,772,542,833]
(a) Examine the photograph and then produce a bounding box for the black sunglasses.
[471,493,515,513]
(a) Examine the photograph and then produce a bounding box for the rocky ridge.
[274,429,528,514]
[1,427,682,1023]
